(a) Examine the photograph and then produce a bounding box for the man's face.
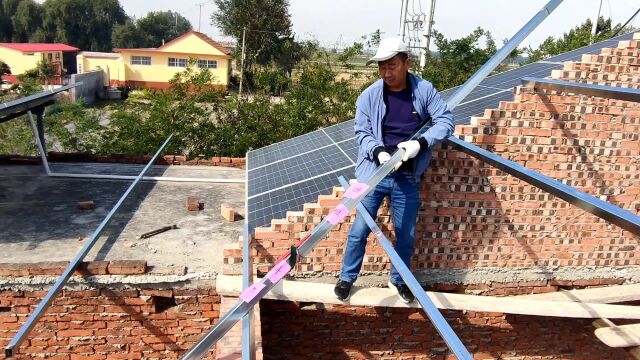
[378,54,410,90]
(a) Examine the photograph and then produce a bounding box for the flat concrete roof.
[0,163,245,274]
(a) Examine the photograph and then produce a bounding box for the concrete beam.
[216,275,640,320]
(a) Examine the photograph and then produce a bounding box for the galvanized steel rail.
[521,76,640,103]
[446,136,640,235]
[337,176,472,359]
[5,135,174,357]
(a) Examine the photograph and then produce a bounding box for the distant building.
[76,31,232,90]
[0,43,80,84]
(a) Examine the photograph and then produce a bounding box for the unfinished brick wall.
[0,153,246,168]
[0,286,220,359]
[260,300,633,360]
[246,35,640,283]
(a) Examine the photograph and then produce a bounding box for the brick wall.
[0,153,246,168]
[260,300,634,360]
[0,285,220,359]
[247,35,640,284]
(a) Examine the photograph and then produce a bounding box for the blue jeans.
[339,171,420,285]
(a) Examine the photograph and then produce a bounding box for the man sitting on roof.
[334,37,454,303]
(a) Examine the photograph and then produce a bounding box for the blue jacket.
[354,72,455,182]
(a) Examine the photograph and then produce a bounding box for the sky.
[117,0,640,51]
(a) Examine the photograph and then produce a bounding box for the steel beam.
[0,83,79,124]
[337,177,472,360]
[446,135,640,236]
[5,134,173,357]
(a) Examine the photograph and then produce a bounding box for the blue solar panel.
[323,121,355,143]
[247,130,334,168]
[248,166,355,228]
[248,144,352,197]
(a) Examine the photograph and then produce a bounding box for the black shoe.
[334,280,353,301]
[388,281,415,303]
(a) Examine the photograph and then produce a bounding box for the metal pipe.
[5,134,174,357]
[27,111,50,175]
[446,136,640,236]
[337,177,471,360]
[443,0,563,110]
[48,172,245,183]
[242,152,256,360]
[591,0,603,44]
[399,0,408,40]
[521,77,640,102]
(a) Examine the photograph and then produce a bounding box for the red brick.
[107,260,147,275]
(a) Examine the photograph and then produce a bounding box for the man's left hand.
[397,140,421,161]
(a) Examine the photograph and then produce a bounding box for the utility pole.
[399,0,408,40]
[590,0,603,44]
[419,0,436,70]
[239,27,246,97]
[197,3,204,32]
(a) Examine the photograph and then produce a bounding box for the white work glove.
[397,140,421,161]
[377,151,402,171]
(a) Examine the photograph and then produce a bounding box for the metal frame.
[446,136,640,236]
[0,83,78,124]
[5,135,174,357]
[181,2,563,358]
[337,177,472,359]
[521,77,640,102]
[242,152,256,360]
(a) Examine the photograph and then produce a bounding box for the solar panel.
[248,144,353,197]
[247,130,334,168]
[246,33,634,228]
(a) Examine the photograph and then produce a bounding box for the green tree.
[420,27,497,90]
[136,11,192,48]
[40,0,126,51]
[0,1,13,42]
[112,20,147,48]
[212,0,292,69]
[19,59,56,86]
[525,17,638,63]
[11,0,43,42]
[0,60,10,75]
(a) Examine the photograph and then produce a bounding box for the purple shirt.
[382,87,420,153]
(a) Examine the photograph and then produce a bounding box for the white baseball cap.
[366,37,409,65]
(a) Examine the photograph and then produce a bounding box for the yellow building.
[77,31,232,90]
[0,43,79,84]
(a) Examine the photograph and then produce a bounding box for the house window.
[47,53,53,62]
[131,56,151,65]
[168,57,188,67]
[198,59,217,69]
[55,52,60,61]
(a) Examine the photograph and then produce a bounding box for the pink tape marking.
[240,282,266,303]
[343,183,370,199]
[266,261,292,283]
[326,204,349,225]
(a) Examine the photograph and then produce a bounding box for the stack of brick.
[246,34,640,288]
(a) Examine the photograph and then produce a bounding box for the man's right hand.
[377,151,402,172]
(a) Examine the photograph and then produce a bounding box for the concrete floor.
[0,162,245,274]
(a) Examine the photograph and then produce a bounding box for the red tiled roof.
[0,43,80,52]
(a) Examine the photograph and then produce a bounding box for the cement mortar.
[285,265,640,287]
